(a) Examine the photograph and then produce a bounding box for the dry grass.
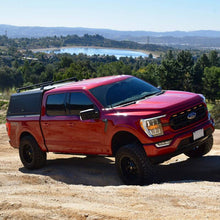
[0,99,8,123]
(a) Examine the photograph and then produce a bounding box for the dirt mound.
[0,125,219,219]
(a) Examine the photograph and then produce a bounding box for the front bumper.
[143,120,214,163]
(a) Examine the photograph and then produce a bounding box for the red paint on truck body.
[6,75,214,160]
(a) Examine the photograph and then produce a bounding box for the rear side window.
[7,91,43,116]
[67,92,94,115]
[46,93,66,116]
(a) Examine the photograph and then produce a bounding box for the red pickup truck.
[6,75,215,185]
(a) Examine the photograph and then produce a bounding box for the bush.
[210,104,220,129]
[0,100,8,108]
[0,100,9,124]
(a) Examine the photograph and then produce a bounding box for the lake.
[39,47,149,59]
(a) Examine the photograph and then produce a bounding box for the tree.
[190,53,211,94]
[40,64,54,82]
[177,50,194,91]
[0,67,13,91]
[21,60,32,83]
[134,64,159,86]
[165,50,175,60]
[13,69,23,88]
[97,61,131,77]
[59,56,73,68]
[31,62,45,75]
[159,50,180,90]
[199,53,210,69]
[203,66,220,102]
[208,50,219,67]
[148,53,153,59]
[191,61,204,93]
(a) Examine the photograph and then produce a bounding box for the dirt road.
[0,124,219,220]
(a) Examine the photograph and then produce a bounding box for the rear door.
[41,92,73,152]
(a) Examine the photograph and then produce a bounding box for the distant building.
[22,57,38,61]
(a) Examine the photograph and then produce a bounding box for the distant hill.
[0,33,171,53]
[1,24,220,48]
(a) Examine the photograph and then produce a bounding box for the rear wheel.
[115,143,155,185]
[19,136,46,169]
[184,135,213,158]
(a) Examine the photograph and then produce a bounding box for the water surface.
[41,47,148,59]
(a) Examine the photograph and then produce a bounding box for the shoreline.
[31,45,160,58]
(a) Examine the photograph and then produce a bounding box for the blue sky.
[0,0,220,31]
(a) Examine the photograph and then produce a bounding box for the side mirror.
[80,108,100,120]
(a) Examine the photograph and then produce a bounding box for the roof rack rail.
[16,77,78,93]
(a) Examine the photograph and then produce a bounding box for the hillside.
[0,33,171,52]
[1,24,220,48]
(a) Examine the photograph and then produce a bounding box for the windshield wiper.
[110,91,164,108]
[112,100,137,108]
[139,91,164,100]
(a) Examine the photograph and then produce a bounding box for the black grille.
[170,104,207,130]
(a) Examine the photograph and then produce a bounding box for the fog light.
[155,140,172,148]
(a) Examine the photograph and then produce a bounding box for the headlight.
[140,115,166,137]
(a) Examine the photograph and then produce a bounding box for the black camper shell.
[7,77,78,117]
[7,90,43,117]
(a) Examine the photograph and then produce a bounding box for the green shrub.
[0,100,9,124]
[210,104,220,129]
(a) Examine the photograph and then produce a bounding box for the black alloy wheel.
[19,135,46,169]
[23,144,33,164]
[115,143,155,185]
[120,156,139,181]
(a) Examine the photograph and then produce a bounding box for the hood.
[112,90,203,116]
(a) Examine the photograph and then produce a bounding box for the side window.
[46,93,66,116]
[68,92,94,115]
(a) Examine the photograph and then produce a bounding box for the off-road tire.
[184,135,213,158]
[19,135,46,169]
[115,143,155,185]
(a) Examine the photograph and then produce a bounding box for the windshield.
[90,77,160,108]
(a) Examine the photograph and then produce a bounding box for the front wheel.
[115,143,155,185]
[19,136,47,169]
[184,135,213,158]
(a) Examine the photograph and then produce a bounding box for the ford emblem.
[187,112,197,120]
